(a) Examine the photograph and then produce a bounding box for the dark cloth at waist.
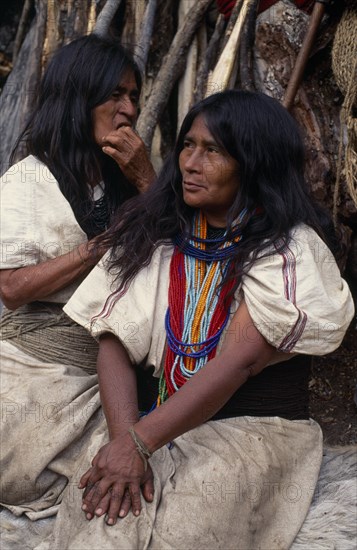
[211,354,311,420]
[138,354,311,420]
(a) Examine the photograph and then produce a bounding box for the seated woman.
[42,91,353,549]
[0,34,155,518]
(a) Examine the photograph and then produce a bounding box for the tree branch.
[239,0,259,91]
[13,0,33,64]
[93,0,122,37]
[134,0,157,74]
[206,0,251,95]
[136,0,212,150]
[194,13,225,103]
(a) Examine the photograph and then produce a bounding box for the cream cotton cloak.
[32,223,354,550]
[0,156,100,518]
[0,162,354,549]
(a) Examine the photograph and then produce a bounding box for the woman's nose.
[118,95,137,121]
[183,149,202,173]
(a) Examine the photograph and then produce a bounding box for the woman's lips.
[183,181,204,190]
[115,122,132,130]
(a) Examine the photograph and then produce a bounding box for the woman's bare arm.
[0,239,105,310]
[96,333,140,438]
[134,300,274,451]
[80,300,274,522]
[80,333,154,522]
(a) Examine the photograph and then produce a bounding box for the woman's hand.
[78,431,154,525]
[101,126,156,192]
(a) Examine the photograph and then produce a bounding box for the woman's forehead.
[117,70,139,92]
[185,114,215,141]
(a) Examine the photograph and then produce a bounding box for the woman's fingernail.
[134,510,140,516]
[107,517,114,525]
[119,509,125,517]
[82,504,87,511]
[95,508,102,516]
[86,513,92,520]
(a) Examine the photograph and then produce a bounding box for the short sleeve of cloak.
[64,245,173,369]
[0,155,87,269]
[242,225,354,355]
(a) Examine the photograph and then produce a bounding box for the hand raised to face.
[101,126,156,192]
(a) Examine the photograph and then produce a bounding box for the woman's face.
[179,114,240,227]
[92,70,139,145]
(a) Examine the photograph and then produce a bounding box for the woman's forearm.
[133,301,274,453]
[97,333,139,440]
[0,241,103,310]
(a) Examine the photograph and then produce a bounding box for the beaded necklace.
[157,209,246,406]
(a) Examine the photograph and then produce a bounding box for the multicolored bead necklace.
[157,209,247,406]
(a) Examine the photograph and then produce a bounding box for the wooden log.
[239,0,259,90]
[283,1,326,110]
[43,0,61,65]
[94,0,122,37]
[194,14,225,103]
[136,0,212,150]
[206,0,251,96]
[87,0,98,34]
[0,0,47,172]
[122,0,146,50]
[133,0,147,48]
[65,0,94,41]
[12,0,33,64]
[134,0,157,73]
[177,0,198,129]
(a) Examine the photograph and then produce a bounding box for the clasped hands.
[79,430,154,525]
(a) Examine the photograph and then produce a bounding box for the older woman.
[0,34,154,518]
[39,90,355,549]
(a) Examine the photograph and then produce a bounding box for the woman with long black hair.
[0,34,154,519]
[48,90,354,549]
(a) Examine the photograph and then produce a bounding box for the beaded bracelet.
[128,427,152,472]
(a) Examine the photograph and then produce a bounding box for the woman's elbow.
[0,291,22,311]
[0,273,25,310]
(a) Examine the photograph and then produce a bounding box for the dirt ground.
[309,311,357,446]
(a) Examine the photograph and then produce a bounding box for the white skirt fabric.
[35,415,323,550]
[0,340,101,519]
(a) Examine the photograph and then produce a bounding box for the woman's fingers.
[105,483,142,524]
[94,491,111,517]
[79,435,151,521]
[129,483,142,516]
[86,483,144,524]
[105,486,125,525]
[78,453,101,489]
[78,467,92,489]
[82,479,112,517]
[118,489,132,519]
[141,475,154,503]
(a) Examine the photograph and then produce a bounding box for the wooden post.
[283,1,328,110]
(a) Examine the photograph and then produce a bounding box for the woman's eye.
[111,91,121,99]
[183,140,194,149]
[207,146,219,154]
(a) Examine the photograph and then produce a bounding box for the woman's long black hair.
[11,34,142,237]
[103,90,338,291]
